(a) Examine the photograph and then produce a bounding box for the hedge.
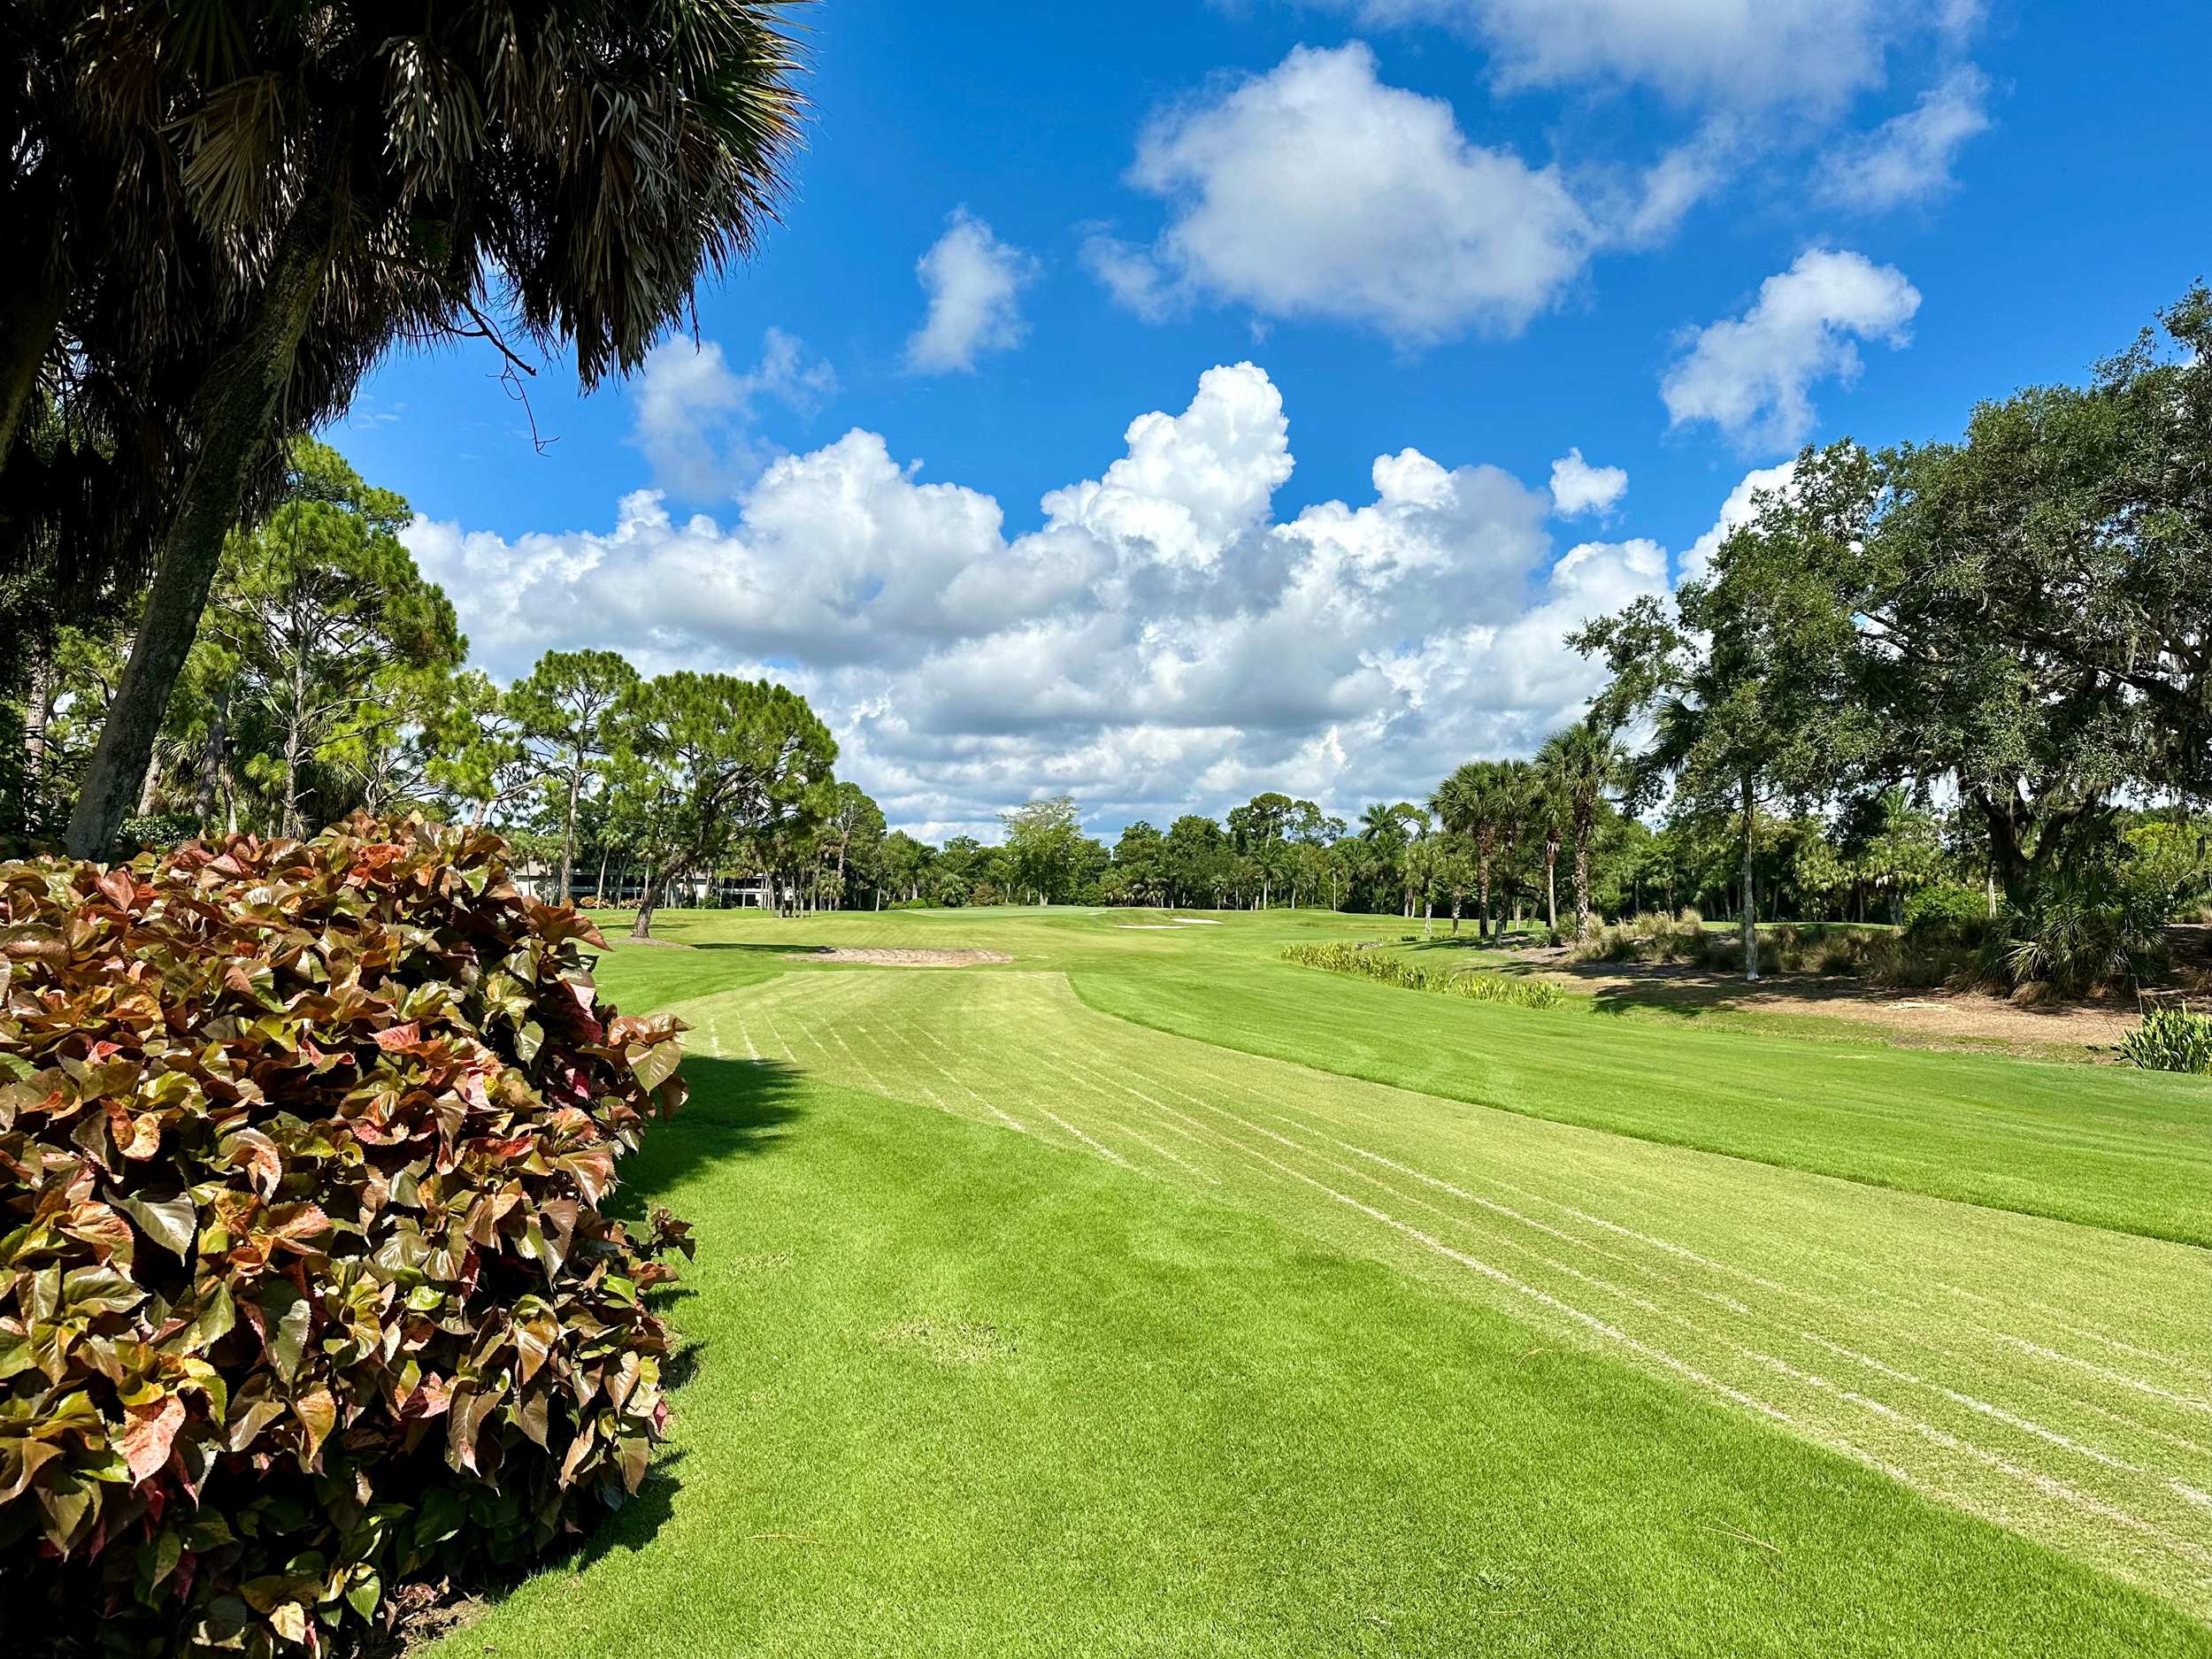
[0,816,691,1656]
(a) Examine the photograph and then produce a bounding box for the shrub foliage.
[1281,942,1566,1009]
[0,817,690,1655]
[2121,1007,2212,1076]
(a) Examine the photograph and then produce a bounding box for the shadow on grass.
[684,941,832,955]
[423,1057,807,1638]
[612,1054,807,1208]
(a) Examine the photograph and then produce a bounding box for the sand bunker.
[795,948,1011,967]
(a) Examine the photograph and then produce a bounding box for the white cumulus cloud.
[1816,66,1993,213]
[629,327,836,499]
[1548,448,1628,518]
[1102,42,1594,342]
[407,357,1753,840]
[1338,0,1972,115]
[905,209,1041,373]
[1662,250,1920,452]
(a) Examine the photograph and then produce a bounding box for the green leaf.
[260,1286,311,1384]
[116,1192,197,1257]
[344,1570,382,1622]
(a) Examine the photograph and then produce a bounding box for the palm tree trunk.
[596,846,611,902]
[1478,849,1492,941]
[1545,841,1558,934]
[65,204,333,860]
[22,636,53,790]
[1740,772,1760,983]
[1572,813,1593,939]
[0,234,67,465]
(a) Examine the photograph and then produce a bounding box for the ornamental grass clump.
[2120,1008,2212,1076]
[1280,942,1565,1010]
[0,816,691,1657]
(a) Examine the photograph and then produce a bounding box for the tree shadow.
[414,1058,804,1640]
[609,1054,807,1212]
[685,941,832,955]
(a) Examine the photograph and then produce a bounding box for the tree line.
[6,437,873,941]
[1,5,806,862]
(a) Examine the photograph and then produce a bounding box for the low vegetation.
[1281,940,1567,1008]
[0,818,691,1655]
[2122,1007,2212,1076]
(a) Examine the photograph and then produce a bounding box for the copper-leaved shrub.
[0,816,691,1656]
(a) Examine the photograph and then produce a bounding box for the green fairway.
[431,905,2212,1656]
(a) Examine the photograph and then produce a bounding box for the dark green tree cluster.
[1578,287,2212,981]
[2,1,808,858]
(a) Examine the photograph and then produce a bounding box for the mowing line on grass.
[1322,1118,2193,1497]
[1146,1052,2212,1522]
[1165,1039,2197,1399]
[889,1011,1033,1133]
[1121,1068,2212,1578]
[1038,1012,2212,1581]
[1997,1336,2212,1415]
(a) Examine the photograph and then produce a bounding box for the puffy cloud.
[1039,362,1293,572]
[1662,250,1920,452]
[1816,66,1993,213]
[905,209,1041,373]
[1681,460,1799,582]
[1102,43,1594,342]
[407,357,1725,841]
[1338,0,1970,115]
[629,328,836,499]
[1548,448,1628,518]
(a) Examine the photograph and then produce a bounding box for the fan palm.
[1539,721,1625,940]
[63,1,810,856]
[1430,761,1502,938]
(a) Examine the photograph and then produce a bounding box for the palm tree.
[1494,758,1537,937]
[1539,721,1624,940]
[65,2,810,857]
[1430,761,1501,939]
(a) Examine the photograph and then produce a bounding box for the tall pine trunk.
[1740,772,1760,982]
[65,203,332,859]
[559,743,586,905]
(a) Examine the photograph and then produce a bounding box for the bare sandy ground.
[1516,955,2143,1051]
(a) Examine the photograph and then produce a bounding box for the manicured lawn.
[1072,930,2212,1246]
[435,904,2212,1655]
[429,1055,2208,1658]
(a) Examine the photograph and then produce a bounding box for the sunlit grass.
[423,905,2212,1655]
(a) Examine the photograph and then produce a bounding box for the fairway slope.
[666,966,2212,1623]
[431,1056,2209,1659]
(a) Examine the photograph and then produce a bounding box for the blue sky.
[352,1,2211,841]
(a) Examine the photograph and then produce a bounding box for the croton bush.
[0,816,691,1656]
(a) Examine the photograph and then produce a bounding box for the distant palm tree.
[1357,801,1403,844]
[1539,722,1625,939]
[1431,761,1502,939]
[1494,758,1538,936]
